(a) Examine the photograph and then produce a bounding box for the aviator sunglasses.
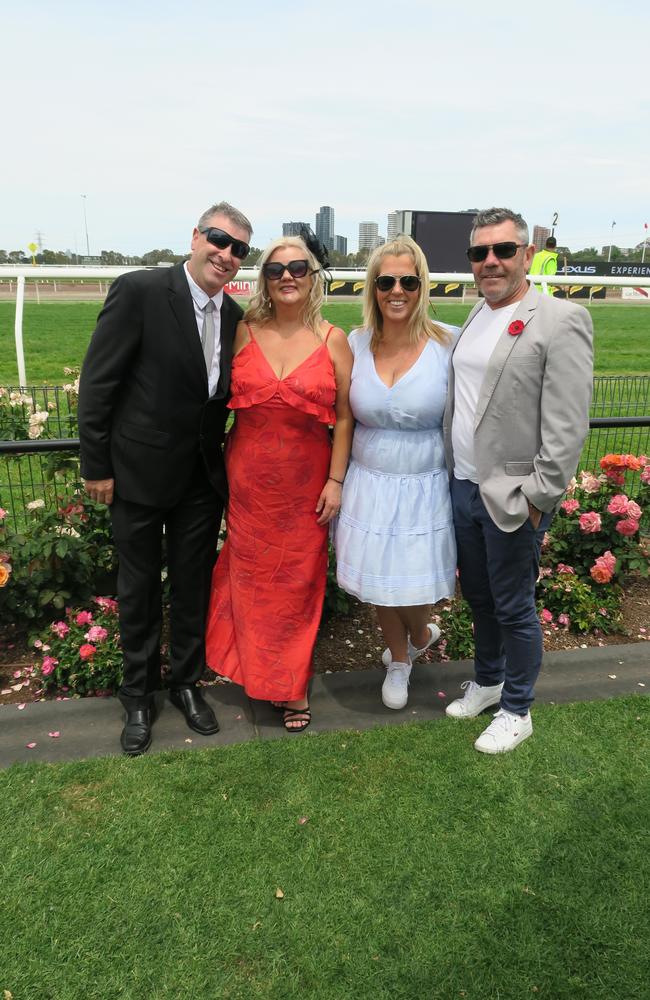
[262,259,314,280]
[466,242,527,263]
[375,274,421,293]
[199,226,251,260]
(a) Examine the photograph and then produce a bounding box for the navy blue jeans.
[451,477,550,715]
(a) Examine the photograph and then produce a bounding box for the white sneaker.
[381,660,412,710]
[445,679,504,719]
[381,623,441,668]
[474,709,533,754]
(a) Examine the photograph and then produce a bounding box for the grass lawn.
[0,301,649,385]
[1,696,648,999]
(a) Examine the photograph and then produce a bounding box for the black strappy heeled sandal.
[282,706,311,733]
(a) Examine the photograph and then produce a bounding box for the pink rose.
[590,550,617,584]
[86,626,108,643]
[0,508,7,519]
[641,466,650,485]
[540,608,553,623]
[626,501,642,521]
[579,512,601,534]
[616,518,639,536]
[601,550,617,571]
[75,611,93,626]
[93,596,118,613]
[79,643,97,660]
[556,563,575,575]
[41,656,59,676]
[51,621,70,639]
[607,494,630,516]
[557,613,570,626]
[561,499,580,515]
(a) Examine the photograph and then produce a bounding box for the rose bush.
[28,597,123,697]
[536,564,623,634]
[544,453,649,585]
[0,487,116,628]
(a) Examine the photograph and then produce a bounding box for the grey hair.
[471,207,529,245]
[198,201,253,239]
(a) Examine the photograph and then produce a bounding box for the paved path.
[0,643,647,768]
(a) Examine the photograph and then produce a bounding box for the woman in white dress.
[335,236,457,710]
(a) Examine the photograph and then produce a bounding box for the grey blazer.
[443,283,593,532]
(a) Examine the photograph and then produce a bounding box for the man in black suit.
[78,201,253,755]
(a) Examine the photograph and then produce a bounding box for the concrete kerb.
[0,643,647,769]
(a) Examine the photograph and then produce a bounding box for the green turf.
[0,301,649,385]
[0,696,648,999]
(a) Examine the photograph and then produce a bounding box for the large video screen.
[412,211,475,273]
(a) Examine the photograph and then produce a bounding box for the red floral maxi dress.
[205,325,336,701]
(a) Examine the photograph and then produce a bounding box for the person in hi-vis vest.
[529,236,558,294]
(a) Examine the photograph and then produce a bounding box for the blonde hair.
[362,235,450,353]
[245,237,325,335]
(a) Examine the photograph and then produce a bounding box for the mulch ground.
[312,576,650,675]
[1,579,648,708]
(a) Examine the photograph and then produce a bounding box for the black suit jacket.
[78,262,242,507]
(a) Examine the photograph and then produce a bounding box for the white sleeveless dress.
[335,327,457,606]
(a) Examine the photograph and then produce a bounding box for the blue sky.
[3,0,649,255]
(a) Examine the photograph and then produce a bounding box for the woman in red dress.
[205,235,353,731]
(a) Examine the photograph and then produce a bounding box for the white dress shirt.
[183,262,223,396]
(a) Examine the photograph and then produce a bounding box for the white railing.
[2,265,650,388]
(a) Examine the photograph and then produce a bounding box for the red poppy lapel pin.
[508,319,525,336]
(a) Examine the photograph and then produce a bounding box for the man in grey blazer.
[443,207,593,753]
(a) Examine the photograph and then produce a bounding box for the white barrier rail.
[2,265,650,388]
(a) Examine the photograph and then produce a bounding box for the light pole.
[607,220,616,263]
[81,194,91,258]
[642,224,648,264]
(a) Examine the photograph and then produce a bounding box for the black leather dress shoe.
[169,686,220,735]
[120,707,154,756]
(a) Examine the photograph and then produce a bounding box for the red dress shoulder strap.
[324,324,335,343]
[245,321,256,342]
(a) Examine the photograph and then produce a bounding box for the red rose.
[508,320,525,336]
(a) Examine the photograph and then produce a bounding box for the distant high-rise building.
[334,235,348,255]
[315,206,335,251]
[358,221,380,251]
[394,211,413,238]
[282,221,309,237]
[387,211,399,242]
[532,225,551,252]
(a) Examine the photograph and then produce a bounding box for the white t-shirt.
[451,301,519,482]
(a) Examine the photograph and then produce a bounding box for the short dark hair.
[471,207,529,245]
[545,236,557,249]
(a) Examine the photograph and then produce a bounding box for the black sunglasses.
[199,226,250,260]
[375,274,421,293]
[466,242,527,263]
[262,259,313,280]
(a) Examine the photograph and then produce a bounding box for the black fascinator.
[299,225,330,270]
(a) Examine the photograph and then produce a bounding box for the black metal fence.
[1,377,649,525]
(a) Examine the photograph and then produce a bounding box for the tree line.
[2,246,647,267]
